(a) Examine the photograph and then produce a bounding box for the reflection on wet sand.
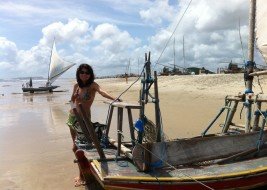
[0,82,88,190]
[22,92,55,103]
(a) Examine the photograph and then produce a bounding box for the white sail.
[48,42,75,84]
[256,0,267,63]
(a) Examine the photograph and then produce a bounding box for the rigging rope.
[105,64,146,126]
[114,128,214,190]
[239,18,246,62]
[153,0,193,69]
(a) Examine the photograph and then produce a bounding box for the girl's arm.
[71,84,79,102]
[94,83,121,101]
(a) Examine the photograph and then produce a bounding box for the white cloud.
[1,0,266,79]
[39,18,91,48]
[0,37,18,64]
[146,0,252,72]
[139,0,176,25]
[92,23,140,56]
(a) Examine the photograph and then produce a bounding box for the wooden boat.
[72,61,267,190]
[71,1,267,189]
[22,85,59,93]
[22,41,75,93]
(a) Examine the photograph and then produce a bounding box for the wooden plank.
[103,100,141,109]
[127,108,135,146]
[109,138,133,159]
[132,143,151,171]
[104,105,114,138]
[222,101,239,133]
[226,94,267,102]
[72,108,92,144]
[117,107,123,156]
[148,131,267,166]
[225,95,243,101]
[216,144,267,164]
[78,104,106,159]
[96,156,267,181]
[249,70,267,76]
[154,71,161,142]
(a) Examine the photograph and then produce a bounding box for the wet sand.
[1,74,267,189]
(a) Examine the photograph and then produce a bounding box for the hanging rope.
[238,18,246,62]
[153,0,193,69]
[134,140,215,190]
[105,64,146,126]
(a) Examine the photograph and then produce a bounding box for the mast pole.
[47,40,55,85]
[183,35,185,73]
[173,38,176,70]
[245,0,256,133]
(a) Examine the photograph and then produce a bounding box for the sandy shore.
[98,73,267,138]
[1,73,267,190]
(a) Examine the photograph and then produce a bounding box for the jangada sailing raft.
[22,41,75,93]
[71,1,267,189]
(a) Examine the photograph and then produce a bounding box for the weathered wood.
[154,71,161,142]
[148,131,267,167]
[245,0,256,134]
[230,123,245,128]
[222,101,239,133]
[104,100,141,154]
[72,108,92,144]
[225,95,243,101]
[226,94,267,103]
[143,143,151,171]
[132,143,151,171]
[109,138,132,160]
[249,70,267,76]
[127,108,136,146]
[252,102,261,131]
[217,143,267,164]
[103,100,141,109]
[78,104,106,159]
[117,107,123,156]
[105,105,114,138]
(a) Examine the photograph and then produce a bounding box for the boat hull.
[22,86,59,93]
[75,149,267,190]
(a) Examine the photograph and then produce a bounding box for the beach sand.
[1,73,267,189]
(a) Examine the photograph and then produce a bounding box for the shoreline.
[1,73,267,189]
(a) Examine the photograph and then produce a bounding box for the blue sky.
[0,0,263,79]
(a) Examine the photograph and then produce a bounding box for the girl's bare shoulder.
[91,82,99,89]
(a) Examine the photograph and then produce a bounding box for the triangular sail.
[256,0,267,63]
[48,42,75,84]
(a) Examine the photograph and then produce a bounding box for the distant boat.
[22,42,75,93]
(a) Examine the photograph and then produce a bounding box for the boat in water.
[71,1,267,189]
[22,41,75,93]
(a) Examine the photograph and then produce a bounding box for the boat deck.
[83,147,267,182]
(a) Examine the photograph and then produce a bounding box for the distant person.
[29,77,33,87]
[125,72,128,84]
[46,81,51,87]
[66,63,121,187]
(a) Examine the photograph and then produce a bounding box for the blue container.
[135,119,144,132]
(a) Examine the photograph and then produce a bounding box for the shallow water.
[0,79,107,190]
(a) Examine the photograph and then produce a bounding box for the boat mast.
[245,0,256,133]
[47,40,54,84]
[139,52,162,143]
[183,35,185,73]
[173,37,176,71]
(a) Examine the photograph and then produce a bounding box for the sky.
[0,0,264,79]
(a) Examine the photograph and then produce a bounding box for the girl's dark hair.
[76,64,95,88]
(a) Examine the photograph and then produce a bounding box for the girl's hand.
[115,98,122,102]
[73,91,80,101]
